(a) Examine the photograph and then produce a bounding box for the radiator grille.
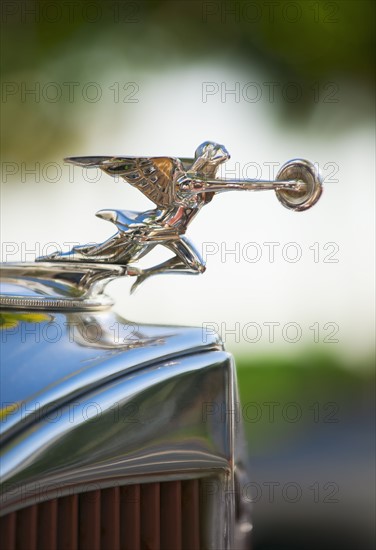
[0,480,201,550]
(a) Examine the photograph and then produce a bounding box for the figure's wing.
[65,156,184,208]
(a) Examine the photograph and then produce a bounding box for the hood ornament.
[37,141,322,294]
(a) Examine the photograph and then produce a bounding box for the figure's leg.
[39,233,124,261]
[73,233,124,258]
[130,236,205,293]
[40,233,155,265]
[165,236,206,275]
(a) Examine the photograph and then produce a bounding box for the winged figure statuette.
[38,141,322,293]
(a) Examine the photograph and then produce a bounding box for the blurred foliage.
[2,1,375,80]
[0,311,51,329]
[1,0,375,161]
[0,402,20,421]
[236,350,375,454]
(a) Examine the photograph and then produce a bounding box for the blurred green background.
[1,1,375,548]
[1,0,375,162]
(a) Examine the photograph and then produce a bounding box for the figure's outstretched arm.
[181,174,303,196]
[182,158,322,212]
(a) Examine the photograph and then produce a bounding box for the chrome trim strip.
[0,295,112,311]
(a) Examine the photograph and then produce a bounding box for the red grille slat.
[0,511,16,549]
[161,481,182,550]
[58,494,78,550]
[141,482,160,550]
[38,498,57,550]
[0,480,201,550]
[79,490,101,550]
[182,479,200,550]
[101,487,120,550]
[16,504,38,550]
[120,485,140,550]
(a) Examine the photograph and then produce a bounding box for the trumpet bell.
[275,159,323,211]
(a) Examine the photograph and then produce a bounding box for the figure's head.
[190,142,230,204]
[194,141,230,167]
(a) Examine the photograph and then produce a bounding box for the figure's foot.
[126,265,148,293]
[130,272,148,294]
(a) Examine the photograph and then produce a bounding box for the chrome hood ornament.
[37,141,322,294]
